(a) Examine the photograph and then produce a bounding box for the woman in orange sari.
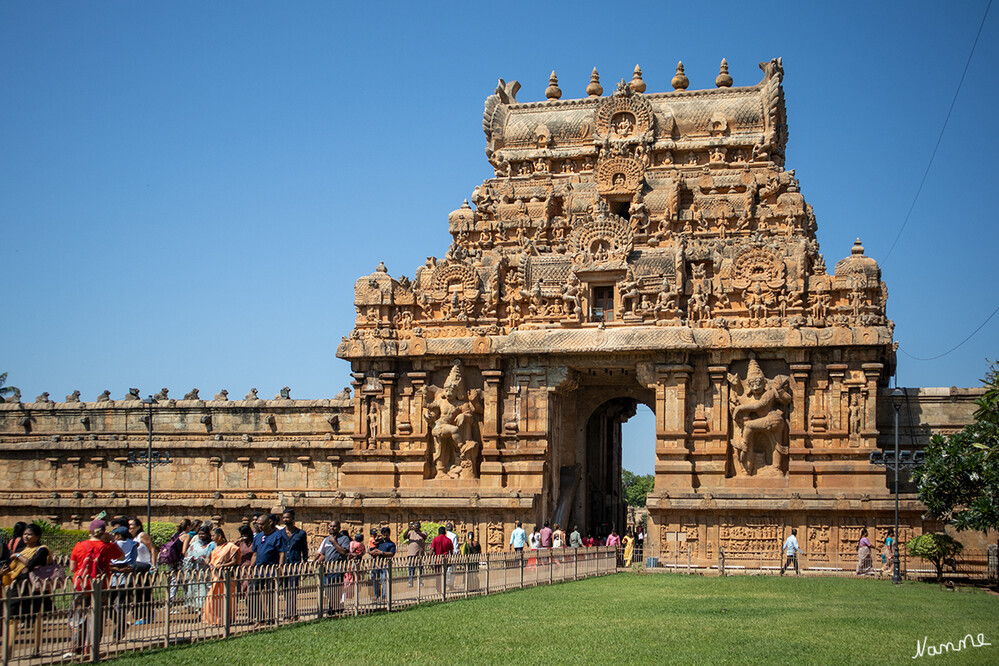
[203,528,240,626]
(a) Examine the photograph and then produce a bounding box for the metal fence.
[638,545,996,580]
[1,547,616,665]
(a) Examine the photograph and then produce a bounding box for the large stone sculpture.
[728,359,792,477]
[423,362,483,480]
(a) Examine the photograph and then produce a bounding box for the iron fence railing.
[637,545,995,580]
[0,547,616,665]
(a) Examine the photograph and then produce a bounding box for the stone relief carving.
[727,358,792,477]
[423,362,483,479]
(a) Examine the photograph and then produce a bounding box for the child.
[343,532,366,602]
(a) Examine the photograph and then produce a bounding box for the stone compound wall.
[0,386,983,556]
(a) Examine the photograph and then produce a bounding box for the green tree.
[912,360,999,534]
[906,533,964,583]
[622,469,655,508]
[0,372,18,401]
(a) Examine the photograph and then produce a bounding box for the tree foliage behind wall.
[622,469,655,508]
[912,360,999,535]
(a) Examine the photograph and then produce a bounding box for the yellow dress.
[623,536,635,566]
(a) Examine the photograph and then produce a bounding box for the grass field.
[107,573,998,665]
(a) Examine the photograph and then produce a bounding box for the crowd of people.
[507,521,645,566]
[779,527,898,577]
[0,513,631,659]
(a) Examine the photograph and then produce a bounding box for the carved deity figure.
[618,269,641,316]
[727,358,792,477]
[367,398,380,447]
[629,192,649,234]
[561,274,583,322]
[849,393,863,438]
[423,362,483,480]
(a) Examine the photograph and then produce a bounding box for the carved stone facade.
[0,61,985,558]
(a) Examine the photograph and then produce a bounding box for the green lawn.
[108,573,998,665]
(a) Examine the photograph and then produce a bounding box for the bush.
[906,533,964,583]
[149,521,178,547]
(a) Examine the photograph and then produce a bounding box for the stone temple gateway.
[338,59,907,559]
[0,61,982,561]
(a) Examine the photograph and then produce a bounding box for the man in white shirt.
[780,528,800,575]
[445,522,459,587]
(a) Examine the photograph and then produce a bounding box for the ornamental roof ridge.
[507,80,767,109]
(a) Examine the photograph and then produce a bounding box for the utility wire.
[898,304,999,361]
[882,0,992,264]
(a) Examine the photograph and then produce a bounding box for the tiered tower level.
[3,61,980,559]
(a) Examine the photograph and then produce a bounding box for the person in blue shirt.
[780,528,800,575]
[281,509,308,621]
[509,521,528,553]
[250,513,287,626]
[368,526,396,602]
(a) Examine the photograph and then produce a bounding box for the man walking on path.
[404,521,427,587]
[539,521,553,549]
[249,513,287,627]
[509,521,527,553]
[780,528,800,575]
[431,527,453,593]
[314,520,350,613]
[569,526,582,548]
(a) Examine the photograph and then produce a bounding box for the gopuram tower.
[338,59,909,560]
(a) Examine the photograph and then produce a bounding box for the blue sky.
[2,2,996,475]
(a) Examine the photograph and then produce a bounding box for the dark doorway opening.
[583,397,639,539]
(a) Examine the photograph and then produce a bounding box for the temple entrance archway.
[550,371,655,539]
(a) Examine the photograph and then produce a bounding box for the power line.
[898,304,999,361]
[882,0,993,265]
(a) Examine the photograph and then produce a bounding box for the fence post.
[687,545,692,574]
[2,588,12,666]
[519,551,525,589]
[272,567,280,628]
[718,546,726,576]
[574,549,578,580]
[549,552,554,585]
[222,569,232,639]
[386,561,393,612]
[353,566,359,616]
[90,583,102,664]
[484,553,490,594]
[988,544,998,585]
[416,558,422,604]
[316,562,324,620]
[164,571,171,648]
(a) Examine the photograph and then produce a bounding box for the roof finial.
[715,58,733,88]
[852,238,865,255]
[672,61,689,90]
[545,71,562,100]
[586,68,603,97]
[629,64,646,93]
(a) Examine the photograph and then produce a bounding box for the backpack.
[157,533,184,565]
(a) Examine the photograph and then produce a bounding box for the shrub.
[906,533,964,583]
[149,521,178,547]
